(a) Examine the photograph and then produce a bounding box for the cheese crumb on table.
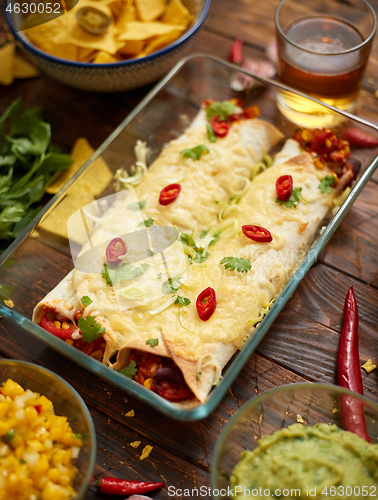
[3,299,14,308]
[362,359,377,373]
[332,408,339,414]
[139,445,153,460]
[130,440,141,448]
[296,414,304,424]
[125,409,135,417]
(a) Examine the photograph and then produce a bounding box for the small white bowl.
[6,0,211,92]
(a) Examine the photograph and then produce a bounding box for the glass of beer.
[275,0,376,127]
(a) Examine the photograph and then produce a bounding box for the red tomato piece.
[159,183,181,206]
[196,287,217,321]
[210,115,229,137]
[276,175,293,201]
[106,237,127,263]
[242,225,272,243]
[40,314,76,340]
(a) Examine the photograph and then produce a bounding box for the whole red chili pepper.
[97,478,164,495]
[210,115,229,137]
[342,127,378,148]
[229,38,243,65]
[337,286,370,442]
[242,225,272,243]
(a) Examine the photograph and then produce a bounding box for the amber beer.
[275,0,376,126]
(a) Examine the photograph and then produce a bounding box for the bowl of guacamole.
[211,383,378,500]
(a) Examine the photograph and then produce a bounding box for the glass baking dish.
[1,54,378,421]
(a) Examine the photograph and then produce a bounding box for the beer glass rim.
[275,0,377,55]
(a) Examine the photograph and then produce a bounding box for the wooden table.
[1,0,378,498]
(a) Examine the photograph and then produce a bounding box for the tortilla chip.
[14,56,40,78]
[93,51,119,63]
[137,28,181,57]
[134,0,166,21]
[117,20,184,41]
[117,40,145,56]
[24,20,79,60]
[77,47,97,62]
[114,0,136,28]
[162,0,192,26]
[0,43,15,86]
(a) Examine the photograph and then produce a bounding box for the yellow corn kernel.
[14,444,26,459]
[314,157,324,169]
[0,400,10,418]
[61,321,70,329]
[33,453,50,477]
[143,378,153,389]
[65,339,74,346]
[2,379,24,397]
[54,320,61,328]
[325,138,332,148]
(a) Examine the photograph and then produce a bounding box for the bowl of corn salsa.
[0,359,96,500]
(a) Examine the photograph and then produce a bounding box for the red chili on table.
[97,477,164,495]
[337,286,370,442]
[276,175,293,201]
[196,287,217,321]
[210,115,229,137]
[159,183,181,206]
[242,225,272,243]
[229,38,243,65]
[106,237,127,263]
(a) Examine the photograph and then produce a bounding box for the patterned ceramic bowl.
[6,0,211,92]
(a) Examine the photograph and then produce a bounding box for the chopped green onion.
[121,286,146,300]
[333,187,351,207]
[149,295,176,315]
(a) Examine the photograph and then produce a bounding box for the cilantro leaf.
[127,201,146,211]
[81,296,93,306]
[205,101,238,121]
[162,277,183,294]
[200,229,221,246]
[119,360,138,379]
[188,249,209,264]
[157,272,162,279]
[78,315,105,343]
[146,338,159,347]
[206,124,216,143]
[138,218,154,227]
[319,175,336,194]
[102,262,150,286]
[180,232,196,247]
[276,187,302,208]
[220,257,251,273]
[175,295,191,306]
[180,145,209,161]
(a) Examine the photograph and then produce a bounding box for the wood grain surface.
[1,0,378,498]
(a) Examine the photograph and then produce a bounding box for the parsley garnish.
[146,338,159,347]
[276,186,303,208]
[206,124,216,143]
[119,360,138,379]
[180,145,209,161]
[205,101,238,121]
[127,201,146,211]
[220,257,251,273]
[138,218,154,227]
[200,229,221,247]
[157,272,162,279]
[78,315,105,343]
[175,295,191,306]
[81,296,93,307]
[319,175,336,194]
[162,277,183,294]
[102,262,150,286]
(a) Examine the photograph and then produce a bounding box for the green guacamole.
[230,423,378,499]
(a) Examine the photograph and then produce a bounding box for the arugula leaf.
[319,175,336,194]
[138,218,154,227]
[180,145,209,161]
[200,229,221,246]
[162,277,183,294]
[276,187,303,208]
[188,249,209,264]
[81,296,93,306]
[119,360,138,379]
[206,124,217,143]
[102,262,150,286]
[146,338,159,347]
[205,101,238,121]
[220,257,251,273]
[127,201,146,211]
[78,315,105,343]
[175,295,191,306]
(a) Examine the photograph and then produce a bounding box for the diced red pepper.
[210,115,229,137]
[242,225,272,243]
[276,175,293,201]
[196,287,217,321]
[106,238,127,264]
[34,405,42,414]
[159,184,181,206]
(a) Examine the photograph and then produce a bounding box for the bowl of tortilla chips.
[6,0,211,92]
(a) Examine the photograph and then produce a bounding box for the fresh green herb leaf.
[175,295,191,306]
[102,262,150,286]
[146,338,159,347]
[205,101,238,121]
[180,232,196,247]
[276,187,303,208]
[319,175,336,194]
[138,218,154,227]
[188,249,210,264]
[80,296,93,307]
[180,145,209,161]
[19,459,26,464]
[196,372,202,380]
[73,433,82,439]
[200,229,221,246]
[2,429,15,442]
[78,315,106,343]
[147,249,155,257]
[157,272,162,279]
[162,277,183,294]
[215,200,220,204]
[220,257,251,273]
[119,359,138,379]
[206,124,217,143]
[127,201,146,211]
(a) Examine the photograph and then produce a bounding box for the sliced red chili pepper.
[229,38,243,65]
[98,478,164,495]
[337,286,370,442]
[196,287,216,321]
[40,314,76,340]
[276,175,293,201]
[210,115,229,138]
[106,237,127,264]
[242,225,272,243]
[159,183,181,206]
